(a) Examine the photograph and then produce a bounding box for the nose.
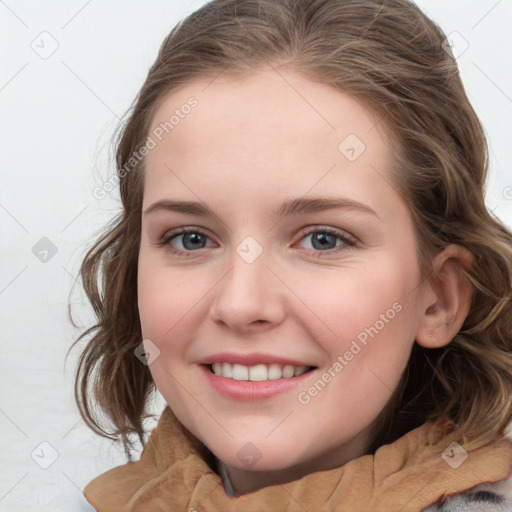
[209,250,286,333]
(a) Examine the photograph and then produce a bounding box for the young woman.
[72,1,512,510]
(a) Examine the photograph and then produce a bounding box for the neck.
[215,427,373,496]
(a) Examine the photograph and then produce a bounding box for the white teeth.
[232,364,249,380]
[210,362,311,380]
[267,364,283,380]
[282,365,295,378]
[249,364,267,381]
[222,362,232,378]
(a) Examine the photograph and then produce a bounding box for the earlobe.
[416,245,474,349]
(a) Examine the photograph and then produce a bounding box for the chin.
[211,443,306,473]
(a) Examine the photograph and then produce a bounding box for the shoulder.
[424,421,512,512]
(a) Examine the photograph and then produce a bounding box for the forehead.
[143,68,396,214]
[148,67,386,157]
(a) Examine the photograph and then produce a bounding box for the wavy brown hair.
[68,0,512,459]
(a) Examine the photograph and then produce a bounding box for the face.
[137,67,431,490]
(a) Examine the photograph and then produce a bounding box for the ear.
[416,245,474,349]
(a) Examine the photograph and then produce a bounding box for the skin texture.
[137,67,473,495]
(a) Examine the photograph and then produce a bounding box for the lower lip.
[200,364,314,401]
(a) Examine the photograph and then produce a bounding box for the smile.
[209,362,313,381]
[200,363,317,401]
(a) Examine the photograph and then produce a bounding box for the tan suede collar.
[84,406,512,512]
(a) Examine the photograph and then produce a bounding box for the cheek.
[138,255,170,335]
[137,264,202,401]
[294,264,419,382]
[137,261,212,352]
[294,265,410,335]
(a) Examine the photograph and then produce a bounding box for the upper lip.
[198,352,316,367]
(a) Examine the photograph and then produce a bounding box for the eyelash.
[156,226,356,258]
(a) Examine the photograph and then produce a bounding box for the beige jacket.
[84,406,512,512]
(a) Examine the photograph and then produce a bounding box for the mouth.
[200,362,317,400]
[203,362,317,381]
[198,352,319,401]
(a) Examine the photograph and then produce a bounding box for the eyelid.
[156,226,214,249]
[296,224,356,244]
[156,225,357,257]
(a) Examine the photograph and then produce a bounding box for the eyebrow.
[143,197,379,219]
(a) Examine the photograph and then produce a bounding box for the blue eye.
[158,226,355,258]
[159,228,212,255]
[298,227,355,252]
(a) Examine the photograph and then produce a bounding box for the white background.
[1,1,511,510]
